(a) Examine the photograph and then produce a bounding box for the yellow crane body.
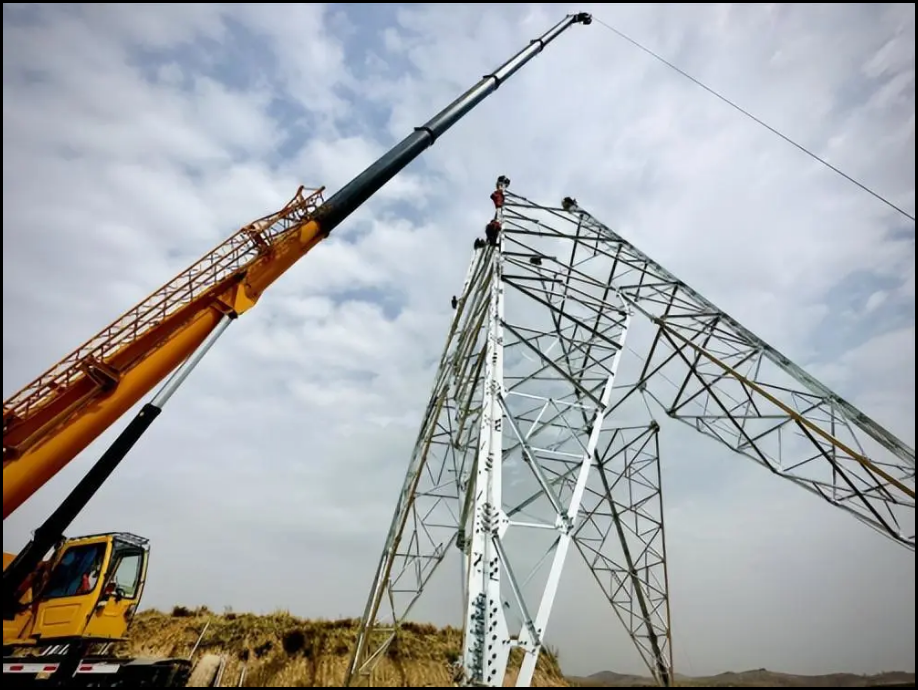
[3,532,149,647]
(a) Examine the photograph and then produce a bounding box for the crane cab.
[3,532,149,648]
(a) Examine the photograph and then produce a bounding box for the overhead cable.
[594,16,915,223]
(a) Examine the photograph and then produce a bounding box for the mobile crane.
[2,12,592,686]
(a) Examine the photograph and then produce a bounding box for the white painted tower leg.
[515,312,631,687]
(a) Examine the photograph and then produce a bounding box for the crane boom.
[2,11,593,521]
[2,187,325,517]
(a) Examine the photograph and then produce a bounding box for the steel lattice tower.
[344,180,916,688]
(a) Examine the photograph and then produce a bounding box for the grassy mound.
[124,607,567,687]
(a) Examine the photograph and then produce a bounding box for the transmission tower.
[344,180,916,688]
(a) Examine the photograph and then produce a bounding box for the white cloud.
[2,2,914,679]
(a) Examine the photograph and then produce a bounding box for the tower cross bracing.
[344,180,915,688]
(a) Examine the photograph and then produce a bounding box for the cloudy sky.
[3,2,914,680]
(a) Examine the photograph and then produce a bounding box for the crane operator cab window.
[103,548,142,600]
[42,542,105,599]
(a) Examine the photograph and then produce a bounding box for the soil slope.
[120,608,914,688]
[124,607,567,687]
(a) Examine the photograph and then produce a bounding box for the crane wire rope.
[593,15,916,224]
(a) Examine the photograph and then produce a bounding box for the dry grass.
[120,606,568,687]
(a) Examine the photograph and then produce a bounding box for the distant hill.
[568,668,916,688]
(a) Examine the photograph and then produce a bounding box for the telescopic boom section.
[1,11,593,520]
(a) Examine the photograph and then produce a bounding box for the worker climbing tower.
[344,181,915,688]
